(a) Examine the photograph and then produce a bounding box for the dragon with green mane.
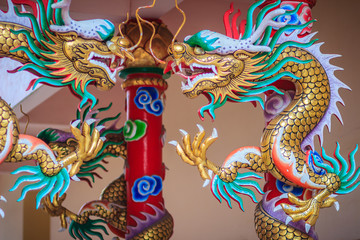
[0,0,175,239]
[169,0,359,239]
[0,0,133,236]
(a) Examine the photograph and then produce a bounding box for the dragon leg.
[171,125,265,209]
[281,145,360,231]
[0,98,106,207]
[281,173,339,227]
[280,144,360,230]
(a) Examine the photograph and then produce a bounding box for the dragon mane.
[6,0,116,108]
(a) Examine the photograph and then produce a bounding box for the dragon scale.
[0,23,34,63]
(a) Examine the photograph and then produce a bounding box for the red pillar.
[120,20,173,239]
[124,73,167,226]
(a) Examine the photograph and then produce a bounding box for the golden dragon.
[0,0,174,239]
[168,1,359,239]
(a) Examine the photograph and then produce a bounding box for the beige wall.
[0,174,23,240]
[1,0,360,239]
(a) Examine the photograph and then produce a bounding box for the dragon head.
[11,0,135,108]
[43,32,133,93]
[168,0,315,119]
[169,31,264,100]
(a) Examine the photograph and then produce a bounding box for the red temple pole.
[120,20,173,240]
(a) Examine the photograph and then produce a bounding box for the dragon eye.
[194,46,205,55]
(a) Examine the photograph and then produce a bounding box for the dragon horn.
[51,0,72,25]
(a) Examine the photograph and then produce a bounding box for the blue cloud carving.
[134,87,164,116]
[132,175,163,202]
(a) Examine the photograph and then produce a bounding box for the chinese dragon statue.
[0,0,128,208]
[169,0,359,239]
[0,0,173,239]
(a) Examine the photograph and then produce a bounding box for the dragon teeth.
[181,81,186,89]
[190,64,194,71]
[88,52,94,60]
[120,58,125,65]
[188,77,194,87]
[111,71,117,81]
[191,63,217,74]
[211,65,218,74]
[178,64,183,72]
[172,62,176,73]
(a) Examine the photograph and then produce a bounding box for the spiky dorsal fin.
[0,0,31,28]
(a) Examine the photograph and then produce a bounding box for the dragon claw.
[85,118,97,126]
[0,196,6,202]
[282,190,338,227]
[168,140,178,146]
[211,128,218,138]
[196,124,204,132]
[71,119,81,127]
[173,125,219,180]
[285,216,292,225]
[179,129,188,136]
[0,196,5,219]
[95,125,106,132]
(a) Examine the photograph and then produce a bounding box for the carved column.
[120,20,173,240]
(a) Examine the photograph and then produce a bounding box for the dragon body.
[169,1,359,239]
